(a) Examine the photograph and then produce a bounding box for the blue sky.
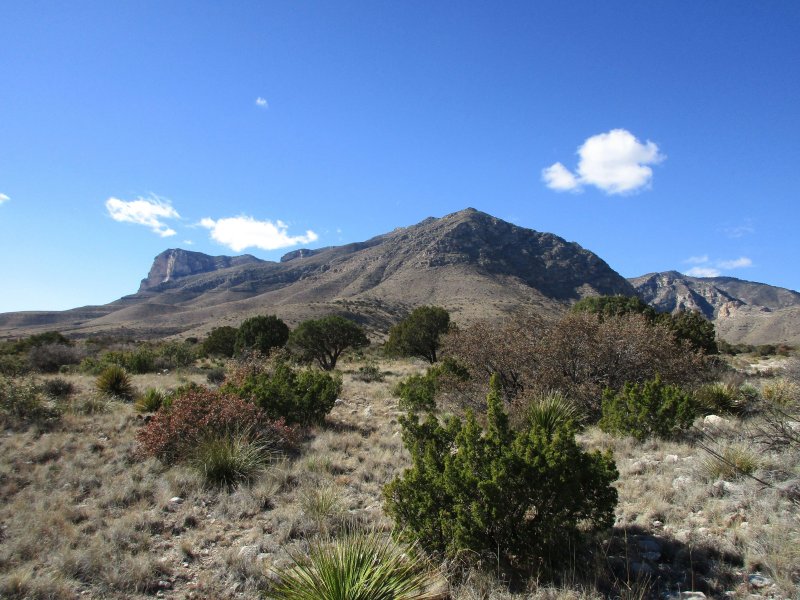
[1,1,798,312]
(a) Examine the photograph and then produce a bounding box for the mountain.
[629,271,800,345]
[0,208,635,340]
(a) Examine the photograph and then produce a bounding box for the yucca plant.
[95,365,135,400]
[699,443,760,480]
[526,390,584,437]
[134,387,169,413]
[189,430,274,488]
[266,530,438,600]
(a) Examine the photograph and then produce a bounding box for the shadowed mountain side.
[630,271,800,346]
[0,208,653,339]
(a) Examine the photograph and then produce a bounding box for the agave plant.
[267,530,438,600]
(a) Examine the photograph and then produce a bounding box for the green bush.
[95,365,135,400]
[42,377,75,399]
[384,376,618,575]
[227,360,341,425]
[353,361,384,382]
[387,306,451,363]
[0,376,61,430]
[206,367,226,385]
[202,326,238,357]
[599,376,696,441]
[393,359,469,412]
[267,530,433,600]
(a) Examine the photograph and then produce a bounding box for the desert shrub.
[694,382,747,416]
[235,314,290,356]
[189,429,274,488]
[153,340,196,370]
[134,388,169,413]
[394,372,437,412]
[125,346,156,373]
[699,443,760,480]
[27,343,82,373]
[95,365,135,400]
[384,377,618,575]
[0,376,61,429]
[0,353,29,376]
[137,388,296,464]
[444,312,709,420]
[599,376,696,441]
[206,367,226,385]
[42,377,75,399]
[202,325,238,357]
[290,315,370,370]
[393,359,470,412]
[267,530,434,600]
[353,361,384,382]
[387,306,451,363]
[226,360,341,425]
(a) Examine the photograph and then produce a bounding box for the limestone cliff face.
[629,271,800,345]
[138,249,263,292]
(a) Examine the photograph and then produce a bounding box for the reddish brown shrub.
[136,388,297,464]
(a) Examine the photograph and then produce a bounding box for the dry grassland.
[0,361,798,599]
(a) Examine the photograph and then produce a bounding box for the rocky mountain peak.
[138,249,263,292]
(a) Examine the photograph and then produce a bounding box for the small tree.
[234,315,289,356]
[202,326,239,357]
[664,309,718,354]
[290,315,369,371]
[387,306,451,364]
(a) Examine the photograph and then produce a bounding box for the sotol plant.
[266,530,436,600]
[95,365,135,400]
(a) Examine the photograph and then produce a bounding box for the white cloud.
[686,266,721,277]
[723,222,755,238]
[200,215,318,252]
[682,255,753,277]
[0,193,9,205]
[543,129,665,195]
[718,257,752,269]
[183,240,194,246]
[105,195,179,237]
[255,97,269,108]
[685,255,709,265]
[541,162,581,192]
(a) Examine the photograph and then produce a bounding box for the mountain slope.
[630,271,800,345]
[0,208,634,339]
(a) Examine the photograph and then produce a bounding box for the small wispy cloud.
[183,240,194,246]
[255,97,269,108]
[722,221,755,239]
[200,215,318,252]
[718,257,752,269]
[686,266,721,278]
[685,255,709,265]
[105,195,180,237]
[542,129,665,195]
[0,193,10,205]
[682,255,753,278]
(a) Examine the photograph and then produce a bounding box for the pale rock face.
[139,249,263,292]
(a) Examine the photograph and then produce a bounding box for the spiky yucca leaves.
[266,530,437,600]
[95,365,135,400]
[134,388,169,413]
[526,390,584,437]
[189,430,274,488]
